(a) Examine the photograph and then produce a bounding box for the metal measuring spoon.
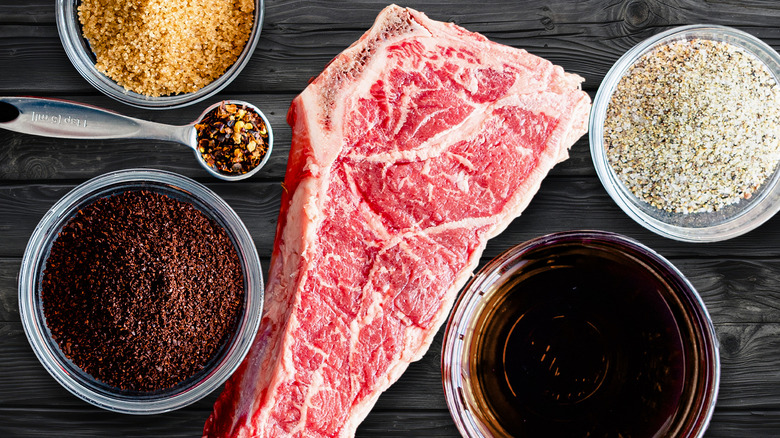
[0,96,274,181]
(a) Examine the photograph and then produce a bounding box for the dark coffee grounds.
[41,190,244,392]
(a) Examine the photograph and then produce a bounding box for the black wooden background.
[3,0,780,436]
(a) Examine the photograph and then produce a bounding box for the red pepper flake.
[195,102,269,175]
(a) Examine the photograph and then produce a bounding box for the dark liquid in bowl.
[469,245,689,437]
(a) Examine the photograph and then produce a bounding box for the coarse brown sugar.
[604,38,780,214]
[78,0,254,97]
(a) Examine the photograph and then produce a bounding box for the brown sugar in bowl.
[55,0,265,109]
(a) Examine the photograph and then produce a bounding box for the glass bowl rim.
[589,24,780,242]
[55,0,265,110]
[18,168,264,414]
[441,230,720,437]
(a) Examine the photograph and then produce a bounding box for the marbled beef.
[204,5,591,437]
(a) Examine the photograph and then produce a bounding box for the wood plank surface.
[0,93,595,181]
[6,255,780,410]
[3,0,780,436]
[7,179,780,260]
[2,1,780,94]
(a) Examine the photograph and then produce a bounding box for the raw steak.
[204,5,590,437]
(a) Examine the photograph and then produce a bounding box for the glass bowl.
[590,25,780,242]
[442,231,719,437]
[18,169,264,414]
[55,0,265,110]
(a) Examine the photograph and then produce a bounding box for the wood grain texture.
[0,321,449,411]
[0,181,283,258]
[0,93,295,181]
[0,407,461,438]
[706,410,780,437]
[8,256,780,326]
[3,1,780,93]
[5,256,780,413]
[0,258,19,321]
[6,179,780,260]
[2,315,780,434]
[0,93,595,182]
[4,0,780,436]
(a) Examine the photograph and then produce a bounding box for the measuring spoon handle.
[0,96,194,147]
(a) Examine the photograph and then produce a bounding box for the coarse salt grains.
[604,38,780,214]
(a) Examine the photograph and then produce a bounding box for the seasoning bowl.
[18,169,264,414]
[55,0,264,109]
[442,231,719,437]
[193,100,274,182]
[590,25,780,242]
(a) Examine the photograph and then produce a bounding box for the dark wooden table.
[2,0,780,436]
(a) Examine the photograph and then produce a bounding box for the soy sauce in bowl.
[470,242,684,436]
[442,231,719,437]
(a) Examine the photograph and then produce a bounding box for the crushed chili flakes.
[195,102,269,175]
